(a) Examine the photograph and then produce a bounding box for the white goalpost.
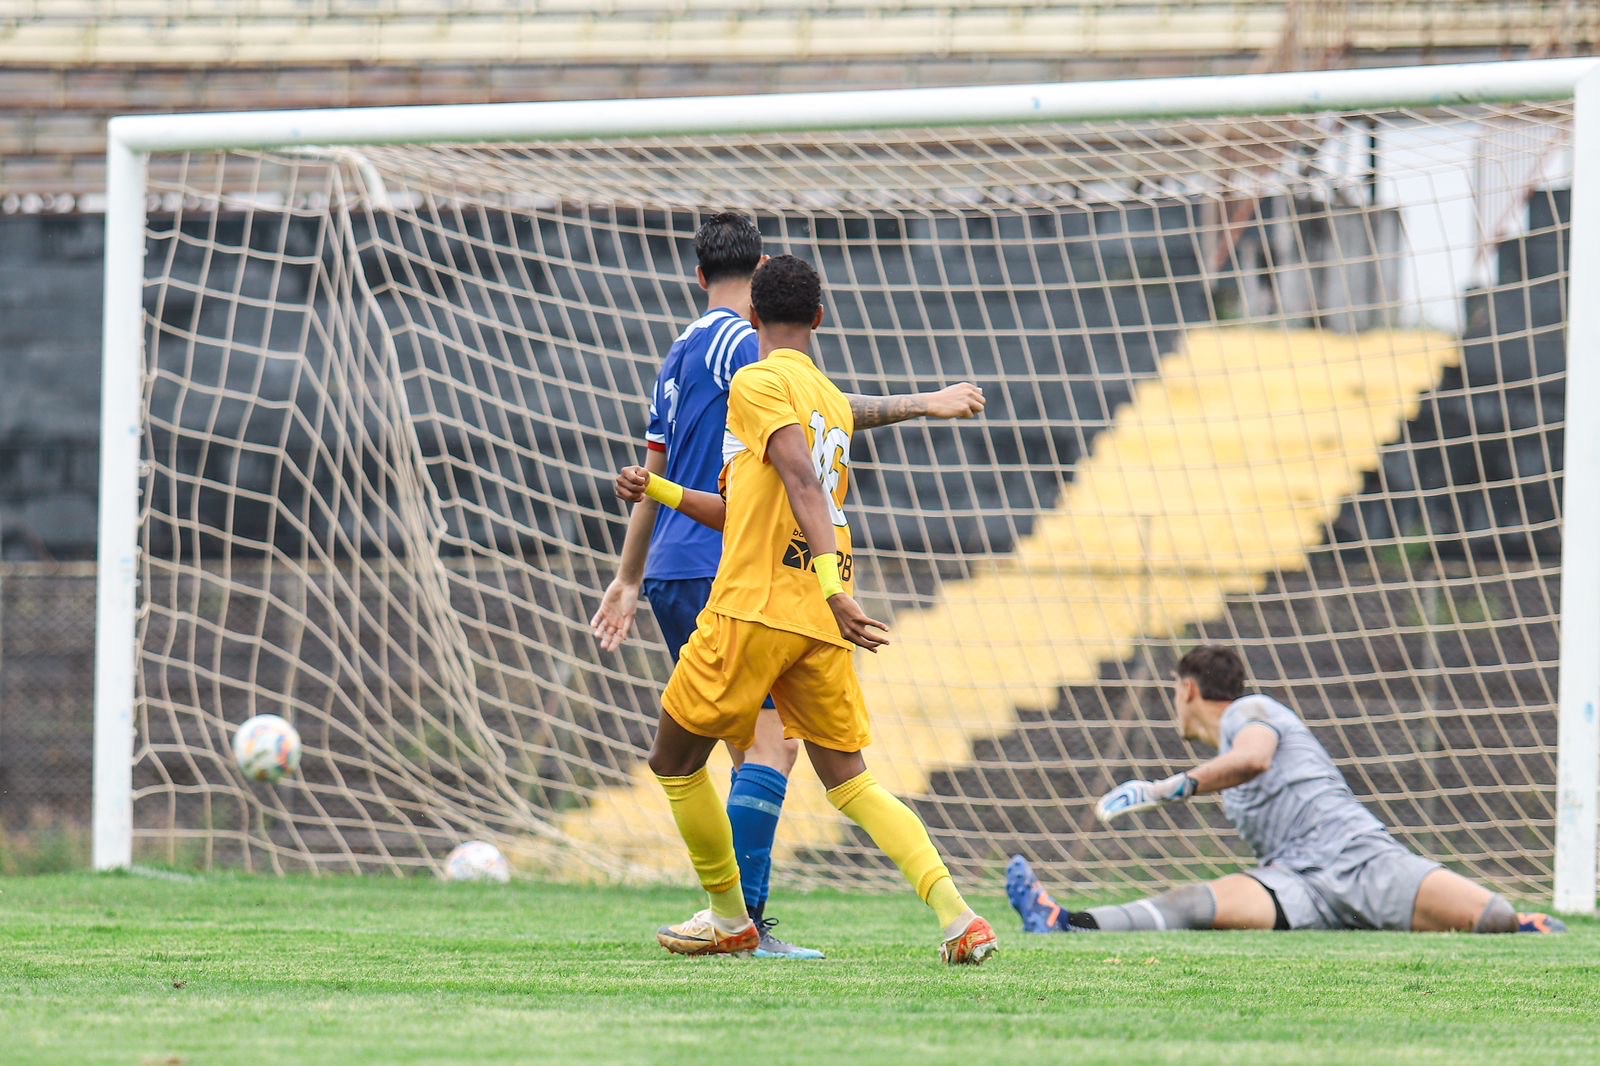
[95,58,1600,912]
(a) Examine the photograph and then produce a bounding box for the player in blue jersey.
[1006,645,1566,936]
[591,212,985,958]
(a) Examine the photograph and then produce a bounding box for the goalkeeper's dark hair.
[694,211,763,284]
[750,254,822,328]
[1176,646,1247,702]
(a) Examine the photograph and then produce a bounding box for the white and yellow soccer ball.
[232,714,302,783]
[444,840,510,883]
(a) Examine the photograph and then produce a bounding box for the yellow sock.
[827,770,970,928]
[656,767,746,921]
[926,878,969,933]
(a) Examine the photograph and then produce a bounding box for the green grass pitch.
[2,872,1595,1064]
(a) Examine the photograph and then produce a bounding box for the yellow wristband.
[644,475,685,510]
[813,552,845,599]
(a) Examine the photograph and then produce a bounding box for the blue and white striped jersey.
[643,307,759,581]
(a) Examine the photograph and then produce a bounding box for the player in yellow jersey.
[613,254,997,965]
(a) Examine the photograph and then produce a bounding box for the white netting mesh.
[134,101,1570,897]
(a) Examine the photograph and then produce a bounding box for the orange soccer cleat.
[656,909,761,957]
[940,915,999,965]
[1516,912,1568,934]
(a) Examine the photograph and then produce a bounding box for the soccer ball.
[232,714,302,783]
[444,840,510,883]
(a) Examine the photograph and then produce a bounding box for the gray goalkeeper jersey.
[1219,694,1390,871]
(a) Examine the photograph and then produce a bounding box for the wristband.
[643,475,685,510]
[1156,772,1197,802]
[813,552,845,599]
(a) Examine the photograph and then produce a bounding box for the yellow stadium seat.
[555,326,1462,883]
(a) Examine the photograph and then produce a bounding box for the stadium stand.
[917,189,1571,895]
[568,189,1566,891]
[569,320,1465,880]
[1,0,1594,201]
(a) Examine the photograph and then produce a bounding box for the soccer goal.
[96,59,1600,912]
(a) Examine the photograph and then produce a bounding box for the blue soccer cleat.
[1007,854,1069,934]
[1517,911,1567,934]
[752,918,826,959]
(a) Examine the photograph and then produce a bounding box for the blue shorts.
[643,577,774,710]
[642,577,714,662]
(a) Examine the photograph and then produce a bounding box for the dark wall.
[118,202,1214,573]
[1329,189,1569,561]
[0,192,1572,566]
[0,215,103,560]
[0,194,1573,866]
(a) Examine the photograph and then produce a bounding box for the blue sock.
[726,762,787,919]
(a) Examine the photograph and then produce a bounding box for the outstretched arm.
[1096,725,1279,824]
[766,423,890,652]
[1185,726,1280,793]
[613,465,727,533]
[845,382,985,430]
[590,448,668,652]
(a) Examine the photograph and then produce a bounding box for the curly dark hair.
[1175,646,1247,702]
[750,254,821,328]
[694,211,763,284]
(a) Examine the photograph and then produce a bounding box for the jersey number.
[661,378,681,431]
[808,411,850,528]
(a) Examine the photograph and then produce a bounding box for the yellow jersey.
[708,347,856,649]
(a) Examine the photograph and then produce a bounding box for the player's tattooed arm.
[845,382,985,430]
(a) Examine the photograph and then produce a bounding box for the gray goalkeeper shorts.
[1248,835,1440,931]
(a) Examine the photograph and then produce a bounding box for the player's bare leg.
[726,710,800,774]
[805,743,996,965]
[1209,874,1279,929]
[648,707,719,777]
[1409,868,1496,932]
[1409,868,1563,934]
[649,710,759,956]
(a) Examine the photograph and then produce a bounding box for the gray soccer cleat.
[752,918,825,960]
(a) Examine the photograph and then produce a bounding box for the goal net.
[125,89,1576,899]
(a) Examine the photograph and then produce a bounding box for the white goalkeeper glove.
[1095,772,1197,825]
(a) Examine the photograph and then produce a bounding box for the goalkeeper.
[1007,645,1566,935]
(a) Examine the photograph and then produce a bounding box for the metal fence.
[0,563,95,850]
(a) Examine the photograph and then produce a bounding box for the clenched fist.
[615,465,650,503]
[926,382,986,420]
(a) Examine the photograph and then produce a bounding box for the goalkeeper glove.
[1095,772,1197,825]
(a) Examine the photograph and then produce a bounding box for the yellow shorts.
[662,610,871,752]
